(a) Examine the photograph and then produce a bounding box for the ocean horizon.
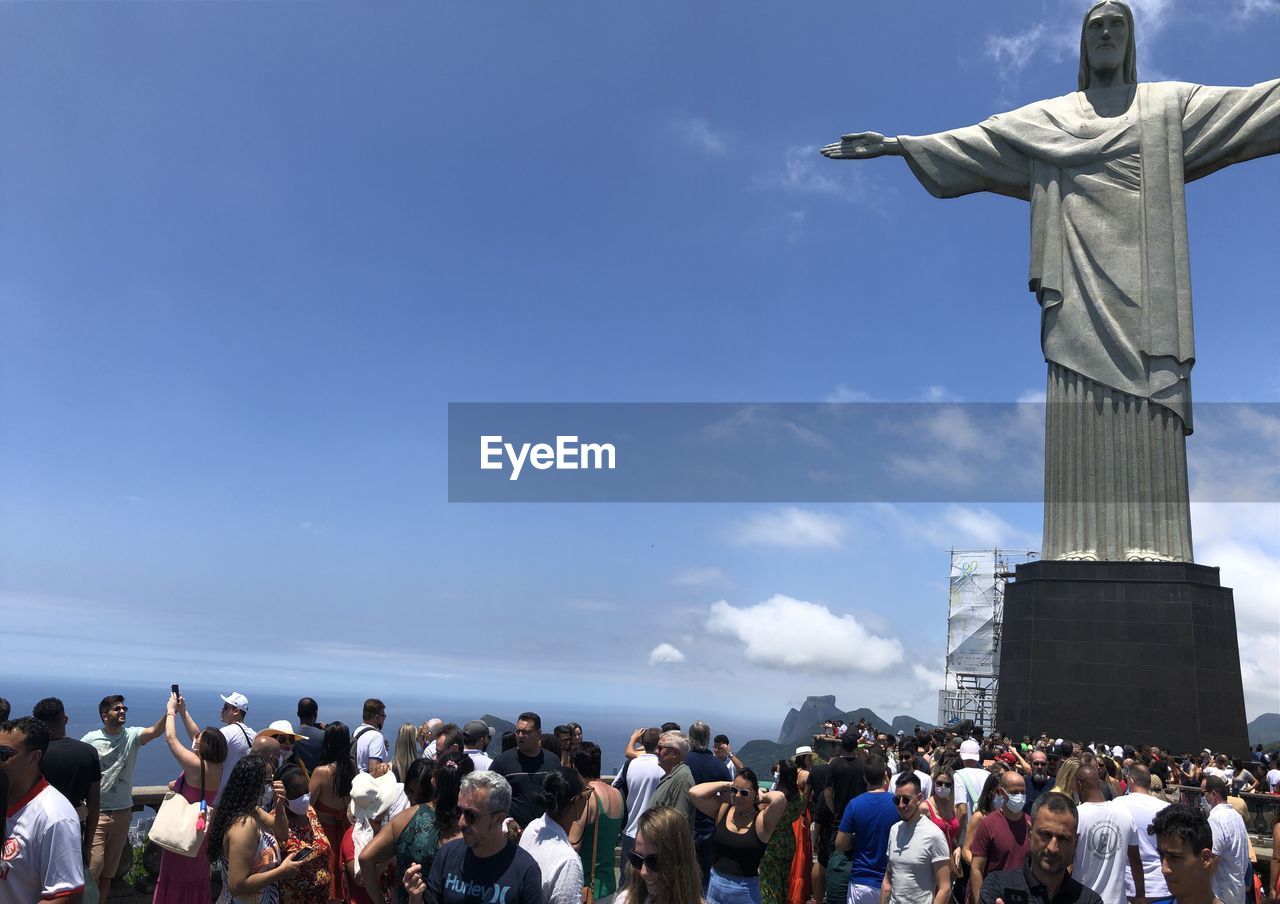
[4,675,782,788]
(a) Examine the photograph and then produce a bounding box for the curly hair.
[207,754,269,864]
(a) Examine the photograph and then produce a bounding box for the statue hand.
[820,131,898,159]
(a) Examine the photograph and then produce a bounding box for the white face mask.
[934,785,951,800]
[287,793,311,815]
[1004,792,1026,814]
[1200,797,1213,815]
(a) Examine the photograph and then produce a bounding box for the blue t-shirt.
[839,790,901,888]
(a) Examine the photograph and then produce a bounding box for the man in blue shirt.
[836,754,900,904]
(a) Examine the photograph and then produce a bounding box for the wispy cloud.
[648,642,687,665]
[670,115,728,157]
[726,507,846,549]
[672,567,732,589]
[877,503,1040,551]
[755,145,879,206]
[825,384,874,403]
[1234,0,1280,19]
[706,594,904,672]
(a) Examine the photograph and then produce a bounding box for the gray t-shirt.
[886,816,950,904]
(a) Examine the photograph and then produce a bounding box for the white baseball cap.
[220,691,249,712]
[959,739,981,760]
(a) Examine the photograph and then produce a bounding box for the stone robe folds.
[897,79,1280,562]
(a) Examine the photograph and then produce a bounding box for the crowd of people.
[0,692,1277,904]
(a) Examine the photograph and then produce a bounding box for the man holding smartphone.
[978,792,1103,904]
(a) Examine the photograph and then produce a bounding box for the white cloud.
[701,405,837,453]
[911,662,947,691]
[672,567,732,588]
[706,594,904,672]
[670,115,728,156]
[1235,0,1280,19]
[727,507,846,549]
[985,22,1052,82]
[649,642,687,665]
[879,503,1040,551]
[825,384,874,403]
[756,145,878,206]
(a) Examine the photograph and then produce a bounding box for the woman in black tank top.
[690,768,790,904]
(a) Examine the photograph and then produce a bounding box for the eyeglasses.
[514,728,535,736]
[111,705,129,713]
[627,851,660,872]
[729,787,752,797]
[656,745,677,753]
[459,807,492,822]
[893,795,917,806]
[0,746,17,762]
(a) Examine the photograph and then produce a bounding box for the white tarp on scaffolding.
[946,551,999,676]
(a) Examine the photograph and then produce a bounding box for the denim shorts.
[707,869,762,904]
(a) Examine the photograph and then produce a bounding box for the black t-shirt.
[686,749,731,842]
[808,763,832,826]
[426,838,542,904]
[828,754,866,818]
[41,737,101,808]
[294,724,325,771]
[488,748,560,827]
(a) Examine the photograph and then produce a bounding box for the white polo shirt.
[1208,802,1249,904]
[0,779,85,903]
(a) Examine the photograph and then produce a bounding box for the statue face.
[1084,3,1129,75]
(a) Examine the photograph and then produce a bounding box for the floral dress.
[758,794,805,904]
[280,807,333,904]
[393,806,440,904]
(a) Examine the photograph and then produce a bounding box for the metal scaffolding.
[937,548,1036,733]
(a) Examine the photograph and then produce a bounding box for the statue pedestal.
[996,560,1248,754]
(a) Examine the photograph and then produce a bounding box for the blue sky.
[2,0,1277,728]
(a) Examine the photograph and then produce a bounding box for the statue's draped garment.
[897,79,1280,561]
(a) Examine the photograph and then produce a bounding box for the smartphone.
[171,683,180,697]
[1004,889,1029,904]
[294,846,316,862]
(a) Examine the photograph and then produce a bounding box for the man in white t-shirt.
[614,727,666,883]
[353,698,389,772]
[883,773,950,904]
[1266,764,1280,794]
[953,739,992,845]
[1072,767,1143,904]
[216,691,257,805]
[1110,765,1169,901]
[0,717,85,903]
[1201,775,1248,904]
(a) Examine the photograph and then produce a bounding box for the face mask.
[935,785,951,800]
[1200,798,1213,815]
[287,793,310,815]
[1004,793,1026,814]
[771,771,779,783]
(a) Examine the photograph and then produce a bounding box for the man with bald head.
[1073,765,1144,904]
[1112,764,1170,902]
[969,770,1032,904]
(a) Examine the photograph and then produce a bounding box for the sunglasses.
[627,851,660,872]
[934,782,953,788]
[0,746,16,763]
[893,795,917,806]
[459,807,492,822]
[729,787,753,797]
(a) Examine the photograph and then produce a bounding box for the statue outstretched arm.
[820,131,905,159]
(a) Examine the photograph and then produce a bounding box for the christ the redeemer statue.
[823,0,1278,562]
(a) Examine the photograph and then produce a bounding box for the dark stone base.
[997,560,1248,755]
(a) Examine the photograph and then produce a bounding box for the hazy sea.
[3,676,780,788]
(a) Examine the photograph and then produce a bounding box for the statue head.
[1078,0,1138,90]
